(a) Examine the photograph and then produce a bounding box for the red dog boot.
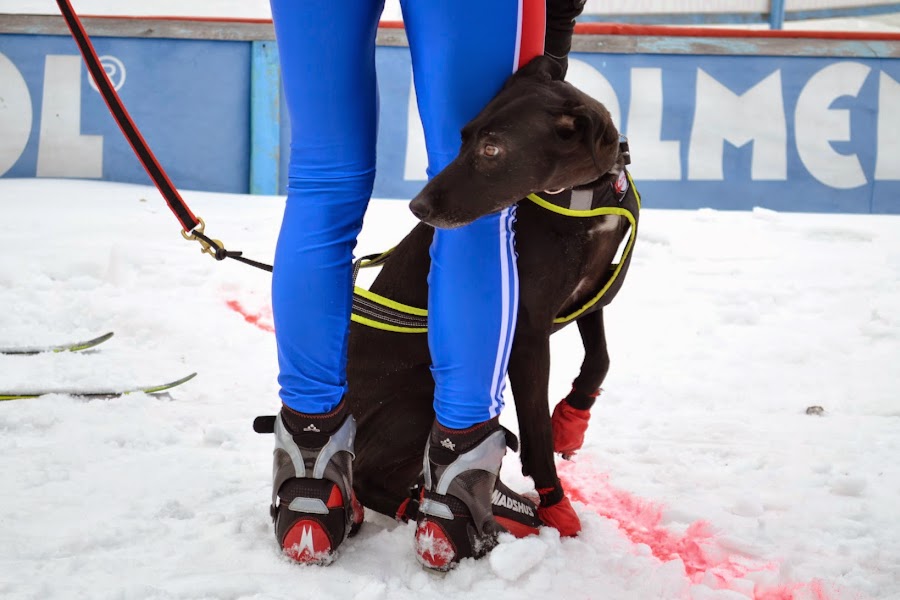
[551,387,600,458]
[537,482,581,537]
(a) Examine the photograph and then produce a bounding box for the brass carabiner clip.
[181,217,223,259]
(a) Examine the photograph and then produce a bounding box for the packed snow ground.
[0,178,898,600]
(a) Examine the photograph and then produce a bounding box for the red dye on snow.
[225,299,274,333]
[557,460,768,584]
[752,580,836,600]
[556,460,838,600]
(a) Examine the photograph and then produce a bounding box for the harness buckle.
[618,135,631,166]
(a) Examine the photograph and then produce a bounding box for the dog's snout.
[409,197,432,222]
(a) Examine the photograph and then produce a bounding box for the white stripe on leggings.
[489,206,518,417]
[513,0,523,74]
[490,1,523,418]
[501,206,520,403]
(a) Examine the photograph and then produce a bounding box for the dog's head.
[409,56,621,229]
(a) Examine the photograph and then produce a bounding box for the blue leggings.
[270,0,545,429]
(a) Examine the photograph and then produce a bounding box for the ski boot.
[254,400,363,564]
[415,417,509,571]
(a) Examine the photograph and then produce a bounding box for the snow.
[0,177,898,599]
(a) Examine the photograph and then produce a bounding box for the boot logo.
[440,438,456,451]
[491,489,536,517]
[303,424,321,433]
[297,525,316,554]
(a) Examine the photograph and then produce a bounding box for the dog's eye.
[483,144,500,157]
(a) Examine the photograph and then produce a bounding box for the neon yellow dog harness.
[351,170,640,334]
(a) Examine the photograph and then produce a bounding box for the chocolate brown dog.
[346,55,640,535]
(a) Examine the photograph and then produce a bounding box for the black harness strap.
[352,295,428,329]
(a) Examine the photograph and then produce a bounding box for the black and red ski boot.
[415,417,508,571]
[254,401,362,565]
[491,478,541,538]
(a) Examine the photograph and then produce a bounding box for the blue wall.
[1,32,898,213]
[354,48,900,214]
[0,34,250,193]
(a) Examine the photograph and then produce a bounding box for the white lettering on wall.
[36,55,103,178]
[795,62,870,189]
[689,69,787,181]
[626,68,680,180]
[567,58,622,128]
[875,71,900,180]
[0,52,33,177]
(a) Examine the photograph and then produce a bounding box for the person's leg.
[268,0,383,563]
[401,0,545,570]
[272,0,383,414]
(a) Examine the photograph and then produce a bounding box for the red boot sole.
[415,519,456,571]
[282,519,333,565]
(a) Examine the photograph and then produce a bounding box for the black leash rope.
[56,0,273,272]
[184,219,274,272]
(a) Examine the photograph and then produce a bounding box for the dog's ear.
[507,55,564,88]
[562,103,620,172]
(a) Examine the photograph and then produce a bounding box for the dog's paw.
[537,496,581,537]
[551,399,591,457]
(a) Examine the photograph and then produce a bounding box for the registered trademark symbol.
[87,55,126,92]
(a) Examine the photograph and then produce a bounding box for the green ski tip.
[0,372,197,401]
[0,332,115,355]
[58,331,115,353]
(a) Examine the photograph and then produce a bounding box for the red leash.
[55,0,198,231]
[55,0,273,272]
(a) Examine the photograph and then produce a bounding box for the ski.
[0,372,197,401]
[0,332,115,355]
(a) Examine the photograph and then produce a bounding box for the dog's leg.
[508,329,581,536]
[552,308,608,457]
[573,308,610,395]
